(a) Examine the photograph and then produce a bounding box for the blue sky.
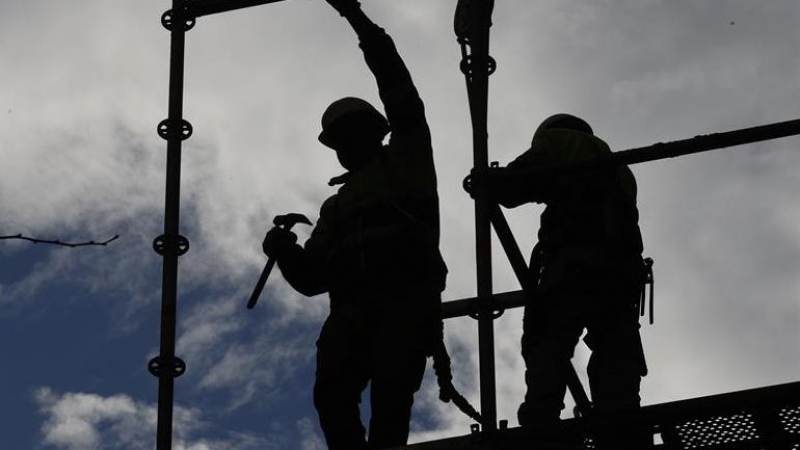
[1,0,800,449]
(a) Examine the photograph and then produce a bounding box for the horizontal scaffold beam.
[513,118,800,181]
[186,0,288,18]
[618,118,800,166]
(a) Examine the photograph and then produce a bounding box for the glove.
[462,166,503,199]
[324,0,361,17]
[262,226,297,258]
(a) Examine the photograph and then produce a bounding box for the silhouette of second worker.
[478,114,647,434]
[262,1,447,449]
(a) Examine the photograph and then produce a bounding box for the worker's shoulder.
[318,193,340,216]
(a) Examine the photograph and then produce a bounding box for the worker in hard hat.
[262,0,447,449]
[475,114,648,444]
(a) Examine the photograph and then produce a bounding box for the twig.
[0,234,120,248]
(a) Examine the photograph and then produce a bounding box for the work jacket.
[280,24,447,300]
[497,128,643,269]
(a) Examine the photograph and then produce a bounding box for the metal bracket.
[157,118,193,141]
[161,9,196,32]
[462,173,474,196]
[459,54,497,78]
[470,307,505,321]
[153,234,190,256]
[148,356,187,378]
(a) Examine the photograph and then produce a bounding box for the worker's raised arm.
[325,0,426,134]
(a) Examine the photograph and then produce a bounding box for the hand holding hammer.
[247,213,312,309]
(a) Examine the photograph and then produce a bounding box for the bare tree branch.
[0,234,120,248]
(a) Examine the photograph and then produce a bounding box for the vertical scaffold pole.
[151,3,195,450]
[457,0,498,432]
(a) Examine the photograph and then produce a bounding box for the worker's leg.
[518,290,587,427]
[367,293,436,449]
[586,317,644,411]
[585,282,649,449]
[314,306,371,450]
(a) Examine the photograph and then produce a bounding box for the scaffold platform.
[397,382,800,450]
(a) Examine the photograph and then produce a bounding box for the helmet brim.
[318,111,390,150]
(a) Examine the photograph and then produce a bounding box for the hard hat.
[318,97,389,149]
[535,113,594,138]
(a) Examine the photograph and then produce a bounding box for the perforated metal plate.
[782,406,800,435]
[673,413,761,449]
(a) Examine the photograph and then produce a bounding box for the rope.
[431,328,482,424]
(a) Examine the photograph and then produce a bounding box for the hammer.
[246,213,313,309]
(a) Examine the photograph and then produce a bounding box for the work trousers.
[314,290,438,450]
[518,261,647,429]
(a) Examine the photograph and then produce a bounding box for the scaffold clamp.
[148,356,187,378]
[153,234,190,257]
[459,54,497,78]
[469,304,505,321]
[161,9,196,31]
[157,118,193,141]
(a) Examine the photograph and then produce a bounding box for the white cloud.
[36,387,161,450]
[296,417,326,450]
[35,387,278,450]
[174,293,321,410]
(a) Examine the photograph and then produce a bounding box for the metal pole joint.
[469,299,505,320]
[157,118,194,141]
[459,54,497,79]
[148,356,187,379]
[162,8,196,31]
[152,234,190,257]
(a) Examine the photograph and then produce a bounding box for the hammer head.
[273,213,313,229]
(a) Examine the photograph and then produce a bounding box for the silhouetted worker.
[261,1,447,449]
[481,114,647,444]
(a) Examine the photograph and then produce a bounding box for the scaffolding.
[150,1,800,449]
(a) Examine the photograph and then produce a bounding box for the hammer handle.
[246,257,277,309]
